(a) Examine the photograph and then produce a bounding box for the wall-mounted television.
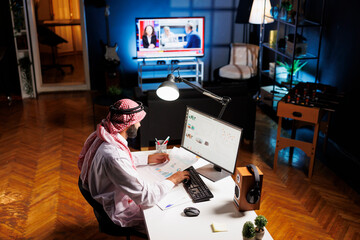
[135,17,205,59]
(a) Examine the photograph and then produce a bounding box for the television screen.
[135,17,205,59]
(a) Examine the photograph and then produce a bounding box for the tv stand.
[137,58,204,91]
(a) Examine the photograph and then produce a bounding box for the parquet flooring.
[0,92,359,240]
[41,53,85,84]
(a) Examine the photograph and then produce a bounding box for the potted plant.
[242,221,255,240]
[276,60,307,83]
[107,86,122,96]
[270,5,279,19]
[254,215,268,240]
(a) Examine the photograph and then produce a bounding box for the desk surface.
[141,154,273,240]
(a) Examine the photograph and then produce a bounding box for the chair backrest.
[78,177,107,214]
[78,177,148,239]
[229,43,259,71]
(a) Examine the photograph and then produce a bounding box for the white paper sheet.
[136,147,198,182]
[135,147,198,210]
[156,184,191,210]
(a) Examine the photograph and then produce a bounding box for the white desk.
[140,154,273,240]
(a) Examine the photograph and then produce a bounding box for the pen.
[155,138,160,145]
[163,136,170,145]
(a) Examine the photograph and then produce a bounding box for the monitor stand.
[196,164,231,182]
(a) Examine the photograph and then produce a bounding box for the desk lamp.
[156,73,231,118]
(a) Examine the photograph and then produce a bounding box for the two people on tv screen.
[142,22,201,49]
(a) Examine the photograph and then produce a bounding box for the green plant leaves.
[276,60,307,75]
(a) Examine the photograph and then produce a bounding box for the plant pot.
[286,74,293,83]
[243,237,255,240]
[255,230,265,239]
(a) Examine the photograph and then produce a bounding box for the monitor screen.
[135,17,205,59]
[181,107,242,174]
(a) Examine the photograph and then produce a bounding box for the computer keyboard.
[183,166,214,203]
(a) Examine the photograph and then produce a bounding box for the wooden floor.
[0,92,359,240]
[40,53,85,84]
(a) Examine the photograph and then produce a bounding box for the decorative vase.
[270,6,279,19]
[255,230,265,240]
[279,7,288,20]
[269,30,277,47]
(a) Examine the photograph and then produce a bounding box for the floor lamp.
[249,0,274,85]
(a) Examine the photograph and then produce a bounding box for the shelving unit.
[9,0,36,98]
[259,0,326,110]
[137,58,204,92]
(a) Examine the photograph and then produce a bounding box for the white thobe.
[86,134,174,228]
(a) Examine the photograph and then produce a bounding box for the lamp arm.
[176,76,231,118]
[218,97,231,119]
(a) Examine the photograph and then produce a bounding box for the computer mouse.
[183,207,200,217]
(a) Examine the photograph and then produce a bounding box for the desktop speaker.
[232,164,263,211]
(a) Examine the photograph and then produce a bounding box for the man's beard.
[126,125,139,139]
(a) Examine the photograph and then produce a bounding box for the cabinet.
[9,0,36,98]
[137,58,204,92]
[259,0,326,110]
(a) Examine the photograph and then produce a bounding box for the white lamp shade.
[156,81,180,101]
[249,0,274,24]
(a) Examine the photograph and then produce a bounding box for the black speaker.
[235,0,254,24]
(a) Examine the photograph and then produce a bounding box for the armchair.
[217,43,259,81]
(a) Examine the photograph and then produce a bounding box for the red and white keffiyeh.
[78,99,146,183]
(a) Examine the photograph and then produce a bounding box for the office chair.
[37,25,74,75]
[78,177,148,239]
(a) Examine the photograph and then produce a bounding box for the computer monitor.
[181,107,242,181]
